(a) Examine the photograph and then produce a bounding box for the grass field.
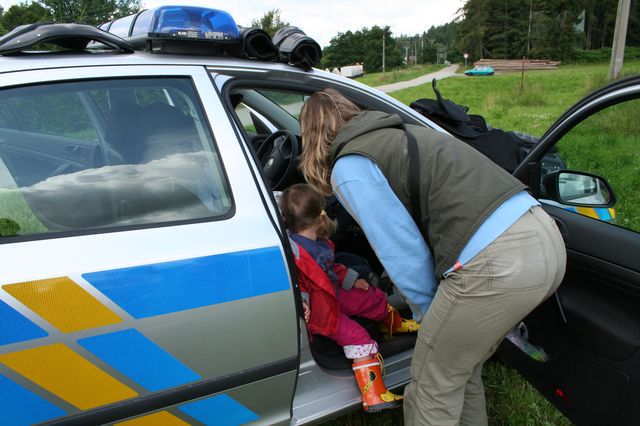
[391,61,640,233]
[326,61,640,425]
[391,62,640,136]
[353,64,446,87]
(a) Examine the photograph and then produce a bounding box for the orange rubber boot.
[379,304,420,336]
[352,356,403,412]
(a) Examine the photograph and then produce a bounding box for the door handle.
[554,292,568,324]
[551,216,569,242]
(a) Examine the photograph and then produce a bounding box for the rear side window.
[0,78,232,239]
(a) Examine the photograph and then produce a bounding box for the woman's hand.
[354,278,370,291]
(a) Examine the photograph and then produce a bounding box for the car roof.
[0,47,446,133]
[0,50,316,75]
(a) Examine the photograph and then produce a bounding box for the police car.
[0,5,639,426]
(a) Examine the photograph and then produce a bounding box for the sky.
[1,0,464,47]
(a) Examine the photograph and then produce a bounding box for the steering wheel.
[256,129,300,190]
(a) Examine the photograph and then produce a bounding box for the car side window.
[1,91,99,141]
[550,99,639,233]
[257,90,306,120]
[0,78,232,239]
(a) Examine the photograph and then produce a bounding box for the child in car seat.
[280,183,419,412]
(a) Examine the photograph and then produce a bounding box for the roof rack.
[101,5,322,70]
[0,6,323,71]
[0,22,134,55]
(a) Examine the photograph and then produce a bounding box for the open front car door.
[499,76,640,426]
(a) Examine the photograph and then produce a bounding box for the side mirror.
[543,170,616,208]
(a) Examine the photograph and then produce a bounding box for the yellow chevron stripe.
[0,344,137,409]
[3,277,122,333]
[575,207,600,220]
[116,411,190,425]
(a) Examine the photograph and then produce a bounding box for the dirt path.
[375,63,460,93]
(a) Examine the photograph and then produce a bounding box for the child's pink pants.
[325,286,388,358]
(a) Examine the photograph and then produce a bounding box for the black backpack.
[410,79,527,173]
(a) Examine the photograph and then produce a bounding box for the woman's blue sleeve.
[331,155,437,321]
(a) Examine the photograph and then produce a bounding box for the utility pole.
[527,1,532,56]
[504,0,508,59]
[382,31,386,74]
[609,0,631,80]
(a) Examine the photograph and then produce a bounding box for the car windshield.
[232,88,304,135]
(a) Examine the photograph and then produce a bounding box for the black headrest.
[272,26,321,71]
[105,100,143,154]
[238,27,278,60]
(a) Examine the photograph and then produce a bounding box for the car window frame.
[216,70,443,137]
[515,78,640,185]
[514,77,640,233]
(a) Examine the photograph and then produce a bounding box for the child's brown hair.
[280,183,337,237]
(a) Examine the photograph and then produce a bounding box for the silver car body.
[0,52,440,425]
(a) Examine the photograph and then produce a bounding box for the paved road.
[375,63,460,93]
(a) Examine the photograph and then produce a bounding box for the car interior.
[228,85,421,370]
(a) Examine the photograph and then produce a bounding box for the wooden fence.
[474,59,561,70]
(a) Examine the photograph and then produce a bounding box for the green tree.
[629,1,640,47]
[321,30,363,69]
[367,26,404,71]
[427,21,459,47]
[321,26,403,73]
[0,2,52,34]
[420,42,438,63]
[583,0,615,49]
[0,6,5,34]
[39,0,142,27]
[423,21,461,63]
[481,0,530,59]
[458,0,489,60]
[532,0,583,60]
[250,8,289,37]
[457,0,589,61]
[583,0,640,49]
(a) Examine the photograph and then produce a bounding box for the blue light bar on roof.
[107,5,240,54]
[142,6,239,42]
